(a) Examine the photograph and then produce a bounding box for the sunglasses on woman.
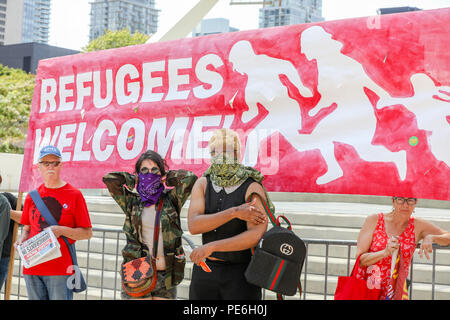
[140,166,160,175]
[394,197,417,206]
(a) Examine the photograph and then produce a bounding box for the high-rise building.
[192,18,239,37]
[89,0,159,41]
[377,7,422,15]
[1,0,51,46]
[259,0,323,28]
[0,0,6,45]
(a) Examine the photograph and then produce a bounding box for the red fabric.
[19,9,450,201]
[334,255,381,300]
[356,213,415,300]
[20,183,92,275]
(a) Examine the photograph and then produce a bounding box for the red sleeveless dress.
[356,213,415,300]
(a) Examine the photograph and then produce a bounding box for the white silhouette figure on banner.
[295,26,407,184]
[229,40,313,166]
[376,73,450,166]
[230,27,409,184]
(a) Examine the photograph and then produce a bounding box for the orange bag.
[121,255,157,297]
[121,200,163,298]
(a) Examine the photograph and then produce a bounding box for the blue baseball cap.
[39,145,62,160]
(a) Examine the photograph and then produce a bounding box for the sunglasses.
[39,161,61,168]
[394,197,417,206]
[140,166,160,175]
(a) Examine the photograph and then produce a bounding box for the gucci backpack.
[244,193,307,298]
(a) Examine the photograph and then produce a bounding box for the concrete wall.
[4,0,24,45]
[0,152,23,191]
[0,42,79,74]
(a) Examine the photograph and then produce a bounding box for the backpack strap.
[29,190,58,226]
[276,215,292,231]
[246,192,277,227]
[246,192,292,229]
[152,199,164,258]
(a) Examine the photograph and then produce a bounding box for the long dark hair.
[134,150,168,176]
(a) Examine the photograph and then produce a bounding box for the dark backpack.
[244,193,306,298]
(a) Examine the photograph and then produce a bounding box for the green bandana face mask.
[202,153,276,214]
[208,153,248,188]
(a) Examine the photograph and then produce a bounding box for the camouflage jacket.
[102,169,198,289]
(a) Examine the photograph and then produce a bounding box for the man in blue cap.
[16,145,92,300]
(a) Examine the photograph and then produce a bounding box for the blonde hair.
[209,129,241,158]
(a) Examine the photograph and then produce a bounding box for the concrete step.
[181,252,450,286]
[86,196,450,233]
[304,242,450,265]
[5,276,121,300]
[75,237,126,255]
[77,251,122,272]
[6,191,448,300]
[293,274,450,300]
[7,260,122,292]
[5,255,450,300]
[12,251,448,295]
[91,225,125,240]
[180,218,363,240]
[8,228,448,301]
[89,211,125,228]
[7,251,123,278]
[7,276,450,301]
[85,193,450,217]
[82,190,450,209]
[84,195,123,214]
[176,272,450,300]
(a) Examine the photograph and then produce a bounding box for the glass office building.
[21,0,51,43]
[0,0,6,45]
[1,0,51,45]
[259,0,323,28]
[192,18,239,37]
[89,0,159,41]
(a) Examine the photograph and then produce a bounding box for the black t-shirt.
[1,192,19,258]
[202,177,255,264]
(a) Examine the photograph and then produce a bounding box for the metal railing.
[2,227,449,300]
[298,238,449,300]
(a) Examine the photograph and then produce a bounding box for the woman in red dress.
[355,196,450,300]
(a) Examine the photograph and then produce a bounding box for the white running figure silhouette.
[294,26,407,184]
[230,26,408,184]
[228,40,314,166]
[376,73,450,166]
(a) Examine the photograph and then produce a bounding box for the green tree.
[83,28,150,52]
[0,64,35,153]
[0,30,150,154]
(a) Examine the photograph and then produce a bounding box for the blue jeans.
[0,257,10,291]
[24,274,73,300]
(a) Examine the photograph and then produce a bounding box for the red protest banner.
[20,8,450,200]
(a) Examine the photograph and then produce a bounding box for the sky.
[49,0,450,51]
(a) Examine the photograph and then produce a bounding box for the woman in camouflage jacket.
[102,150,197,299]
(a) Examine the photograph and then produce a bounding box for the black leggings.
[189,261,261,300]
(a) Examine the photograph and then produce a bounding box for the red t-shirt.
[20,183,92,276]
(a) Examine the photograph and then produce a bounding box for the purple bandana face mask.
[137,172,164,207]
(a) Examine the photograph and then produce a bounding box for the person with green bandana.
[187,128,272,300]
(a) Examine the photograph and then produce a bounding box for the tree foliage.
[0,29,149,154]
[0,64,35,153]
[82,29,150,52]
